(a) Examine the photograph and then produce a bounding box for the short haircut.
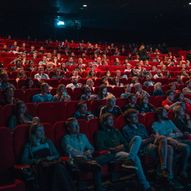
[166,90,174,96]
[124,109,138,119]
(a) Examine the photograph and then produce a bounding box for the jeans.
[115,136,150,190]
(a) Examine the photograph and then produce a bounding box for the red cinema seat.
[0,104,14,127]
[25,103,37,117]
[53,121,66,150]
[13,125,29,163]
[37,102,66,123]
[0,106,3,127]
[149,96,165,107]
[114,115,126,131]
[78,119,90,140]
[88,118,99,144]
[25,89,41,102]
[71,88,83,100]
[65,101,78,119]
[14,89,25,102]
[0,128,25,191]
[144,112,156,134]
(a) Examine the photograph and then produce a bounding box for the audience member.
[32,83,53,103]
[53,84,71,102]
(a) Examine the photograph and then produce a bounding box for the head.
[77,102,88,114]
[99,85,108,98]
[154,82,162,90]
[155,107,168,120]
[106,96,116,108]
[15,100,27,115]
[128,94,137,105]
[100,113,114,129]
[25,78,34,88]
[166,90,174,102]
[124,109,139,124]
[82,85,92,96]
[124,84,131,93]
[175,92,184,102]
[41,83,49,93]
[38,66,44,74]
[65,118,80,134]
[4,86,14,98]
[29,124,46,145]
[71,77,78,85]
[86,78,94,88]
[134,83,142,92]
[57,84,67,95]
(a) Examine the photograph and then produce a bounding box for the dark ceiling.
[0,0,191,44]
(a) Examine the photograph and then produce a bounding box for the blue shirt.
[61,133,94,157]
[152,120,176,136]
[32,93,53,103]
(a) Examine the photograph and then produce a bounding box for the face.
[104,115,114,128]
[35,126,45,140]
[59,86,66,94]
[42,84,49,93]
[108,97,116,107]
[168,92,174,101]
[102,88,107,96]
[5,87,14,97]
[80,104,88,114]
[68,120,80,134]
[130,96,137,104]
[128,113,139,124]
[19,103,27,114]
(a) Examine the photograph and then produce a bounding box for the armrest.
[95,150,110,156]
[14,164,31,170]
[60,156,69,162]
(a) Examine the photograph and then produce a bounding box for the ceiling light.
[83,4,87,7]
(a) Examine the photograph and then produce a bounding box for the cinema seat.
[0,128,25,191]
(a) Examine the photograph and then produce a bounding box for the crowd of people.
[1,37,191,191]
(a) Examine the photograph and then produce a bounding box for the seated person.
[173,105,191,133]
[21,123,76,191]
[53,84,71,102]
[8,100,33,129]
[152,107,190,179]
[97,84,114,100]
[0,72,15,90]
[73,101,94,120]
[32,83,53,103]
[162,90,181,111]
[122,94,139,112]
[61,118,115,191]
[51,69,64,79]
[153,82,164,96]
[138,96,155,114]
[120,84,132,99]
[174,92,191,113]
[66,77,82,90]
[143,75,154,87]
[96,113,153,191]
[99,96,122,117]
[34,66,50,81]
[134,83,150,98]
[122,109,178,187]
[182,80,191,95]
[0,86,16,105]
[80,85,97,101]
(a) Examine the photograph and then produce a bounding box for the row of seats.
[0,96,165,127]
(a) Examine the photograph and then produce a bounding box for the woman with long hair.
[21,123,76,191]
